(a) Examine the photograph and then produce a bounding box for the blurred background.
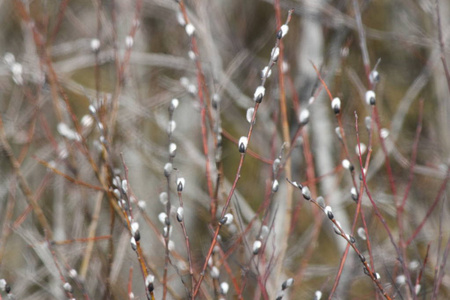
[0,0,449,299]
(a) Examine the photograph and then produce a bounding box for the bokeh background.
[0,0,450,299]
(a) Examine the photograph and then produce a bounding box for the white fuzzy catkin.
[145,274,155,286]
[90,38,100,52]
[131,222,139,235]
[158,212,168,225]
[272,180,279,192]
[159,192,168,205]
[331,97,341,113]
[63,282,72,292]
[130,237,137,250]
[177,177,185,192]
[169,143,177,157]
[380,128,389,139]
[220,282,229,294]
[324,206,333,218]
[342,159,351,169]
[177,207,184,222]
[314,290,323,300]
[223,213,234,225]
[167,120,176,135]
[365,90,376,105]
[238,136,248,153]
[261,66,272,78]
[125,36,134,48]
[279,24,289,38]
[355,143,367,156]
[271,47,280,60]
[253,240,262,254]
[210,266,220,279]
[357,227,367,240]
[253,86,265,102]
[246,107,255,123]
[170,98,179,111]
[299,109,310,125]
[57,123,81,141]
[185,23,195,36]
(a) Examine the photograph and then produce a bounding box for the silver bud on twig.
[316,196,325,208]
[299,109,310,125]
[169,143,177,158]
[261,66,272,78]
[176,207,184,222]
[63,282,73,293]
[335,127,342,140]
[365,116,372,131]
[351,187,359,201]
[324,206,333,220]
[130,237,137,251]
[246,107,255,123]
[238,136,248,153]
[164,163,173,177]
[253,86,265,103]
[220,282,229,295]
[177,178,185,192]
[272,180,279,192]
[185,23,195,36]
[253,240,262,255]
[314,290,323,300]
[271,47,280,61]
[277,24,289,39]
[281,278,294,290]
[331,97,341,114]
[365,90,376,106]
[302,186,311,200]
[369,70,380,85]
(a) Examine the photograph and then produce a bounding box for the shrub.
[0,0,449,299]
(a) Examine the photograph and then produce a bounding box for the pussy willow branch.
[177,1,217,211]
[351,1,416,296]
[192,10,294,297]
[329,143,376,298]
[273,0,293,291]
[354,112,414,297]
[286,178,393,300]
[0,115,53,239]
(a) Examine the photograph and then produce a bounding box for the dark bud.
[5,284,11,294]
[277,29,283,39]
[238,137,248,153]
[327,210,334,220]
[349,165,355,172]
[333,106,340,114]
[351,191,359,202]
[349,236,356,244]
[331,98,341,115]
[134,231,141,242]
[255,94,263,103]
[301,186,311,200]
[360,254,366,262]
[363,267,370,276]
[219,216,228,225]
[281,278,293,290]
[148,282,154,293]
